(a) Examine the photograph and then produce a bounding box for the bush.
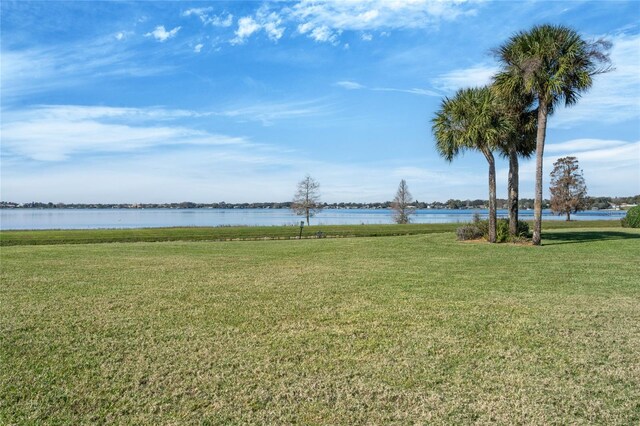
[456,225,483,241]
[463,216,531,243]
[496,220,510,243]
[515,220,530,237]
[621,205,640,228]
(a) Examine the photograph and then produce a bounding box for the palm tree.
[432,87,507,243]
[491,84,537,237]
[494,24,611,245]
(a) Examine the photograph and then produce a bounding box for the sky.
[1,0,639,204]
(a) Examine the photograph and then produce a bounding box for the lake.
[0,208,626,230]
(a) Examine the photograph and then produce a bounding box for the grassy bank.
[1,227,639,423]
[0,219,622,246]
[0,223,458,246]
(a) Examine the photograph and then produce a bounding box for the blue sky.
[1,0,639,203]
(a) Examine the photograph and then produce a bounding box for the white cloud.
[336,81,365,90]
[309,25,340,44]
[543,139,629,154]
[4,105,201,122]
[231,17,261,44]
[145,25,181,42]
[183,7,212,17]
[264,15,285,41]
[1,44,174,102]
[297,21,340,44]
[231,8,285,45]
[1,105,245,162]
[216,99,332,126]
[432,64,499,92]
[335,80,440,96]
[373,87,441,96]
[226,0,475,46]
[115,32,125,40]
[194,43,204,53]
[297,22,314,34]
[183,8,233,27]
[288,0,476,43]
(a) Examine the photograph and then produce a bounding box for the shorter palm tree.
[432,87,508,243]
[491,84,537,236]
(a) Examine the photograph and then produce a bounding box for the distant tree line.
[2,195,638,210]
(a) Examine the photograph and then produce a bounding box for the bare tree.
[292,175,323,225]
[391,179,415,224]
[549,156,587,221]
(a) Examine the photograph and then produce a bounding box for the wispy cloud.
[298,23,341,44]
[1,41,175,102]
[216,99,333,126]
[373,87,441,96]
[183,8,233,27]
[0,99,333,163]
[336,81,365,90]
[1,105,246,161]
[432,64,498,92]
[145,25,181,42]
[335,80,441,96]
[543,139,630,154]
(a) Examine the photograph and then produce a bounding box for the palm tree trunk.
[508,145,519,236]
[532,102,548,246]
[483,149,497,243]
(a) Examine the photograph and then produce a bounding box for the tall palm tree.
[432,87,507,243]
[491,84,537,237]
[494,24,611,245]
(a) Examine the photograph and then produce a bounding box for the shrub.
[456,225,483,241]
[515,220,531,237]
[465,216,531,242]
[621,205,640,228]
[472,213,488,236]
[496,220,510,243]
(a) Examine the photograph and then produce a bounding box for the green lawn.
[0,223,460,246]
[1,226,639,424]
[0,219,621,246]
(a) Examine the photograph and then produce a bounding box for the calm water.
[0,208,626,230]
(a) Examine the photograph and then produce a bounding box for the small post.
[299,221,304,239]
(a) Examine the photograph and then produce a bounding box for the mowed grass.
[0,223,460,246]
[1,227,639,424]
[0,219,621,246]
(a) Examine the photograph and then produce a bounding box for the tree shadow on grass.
[542,230,640,245]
